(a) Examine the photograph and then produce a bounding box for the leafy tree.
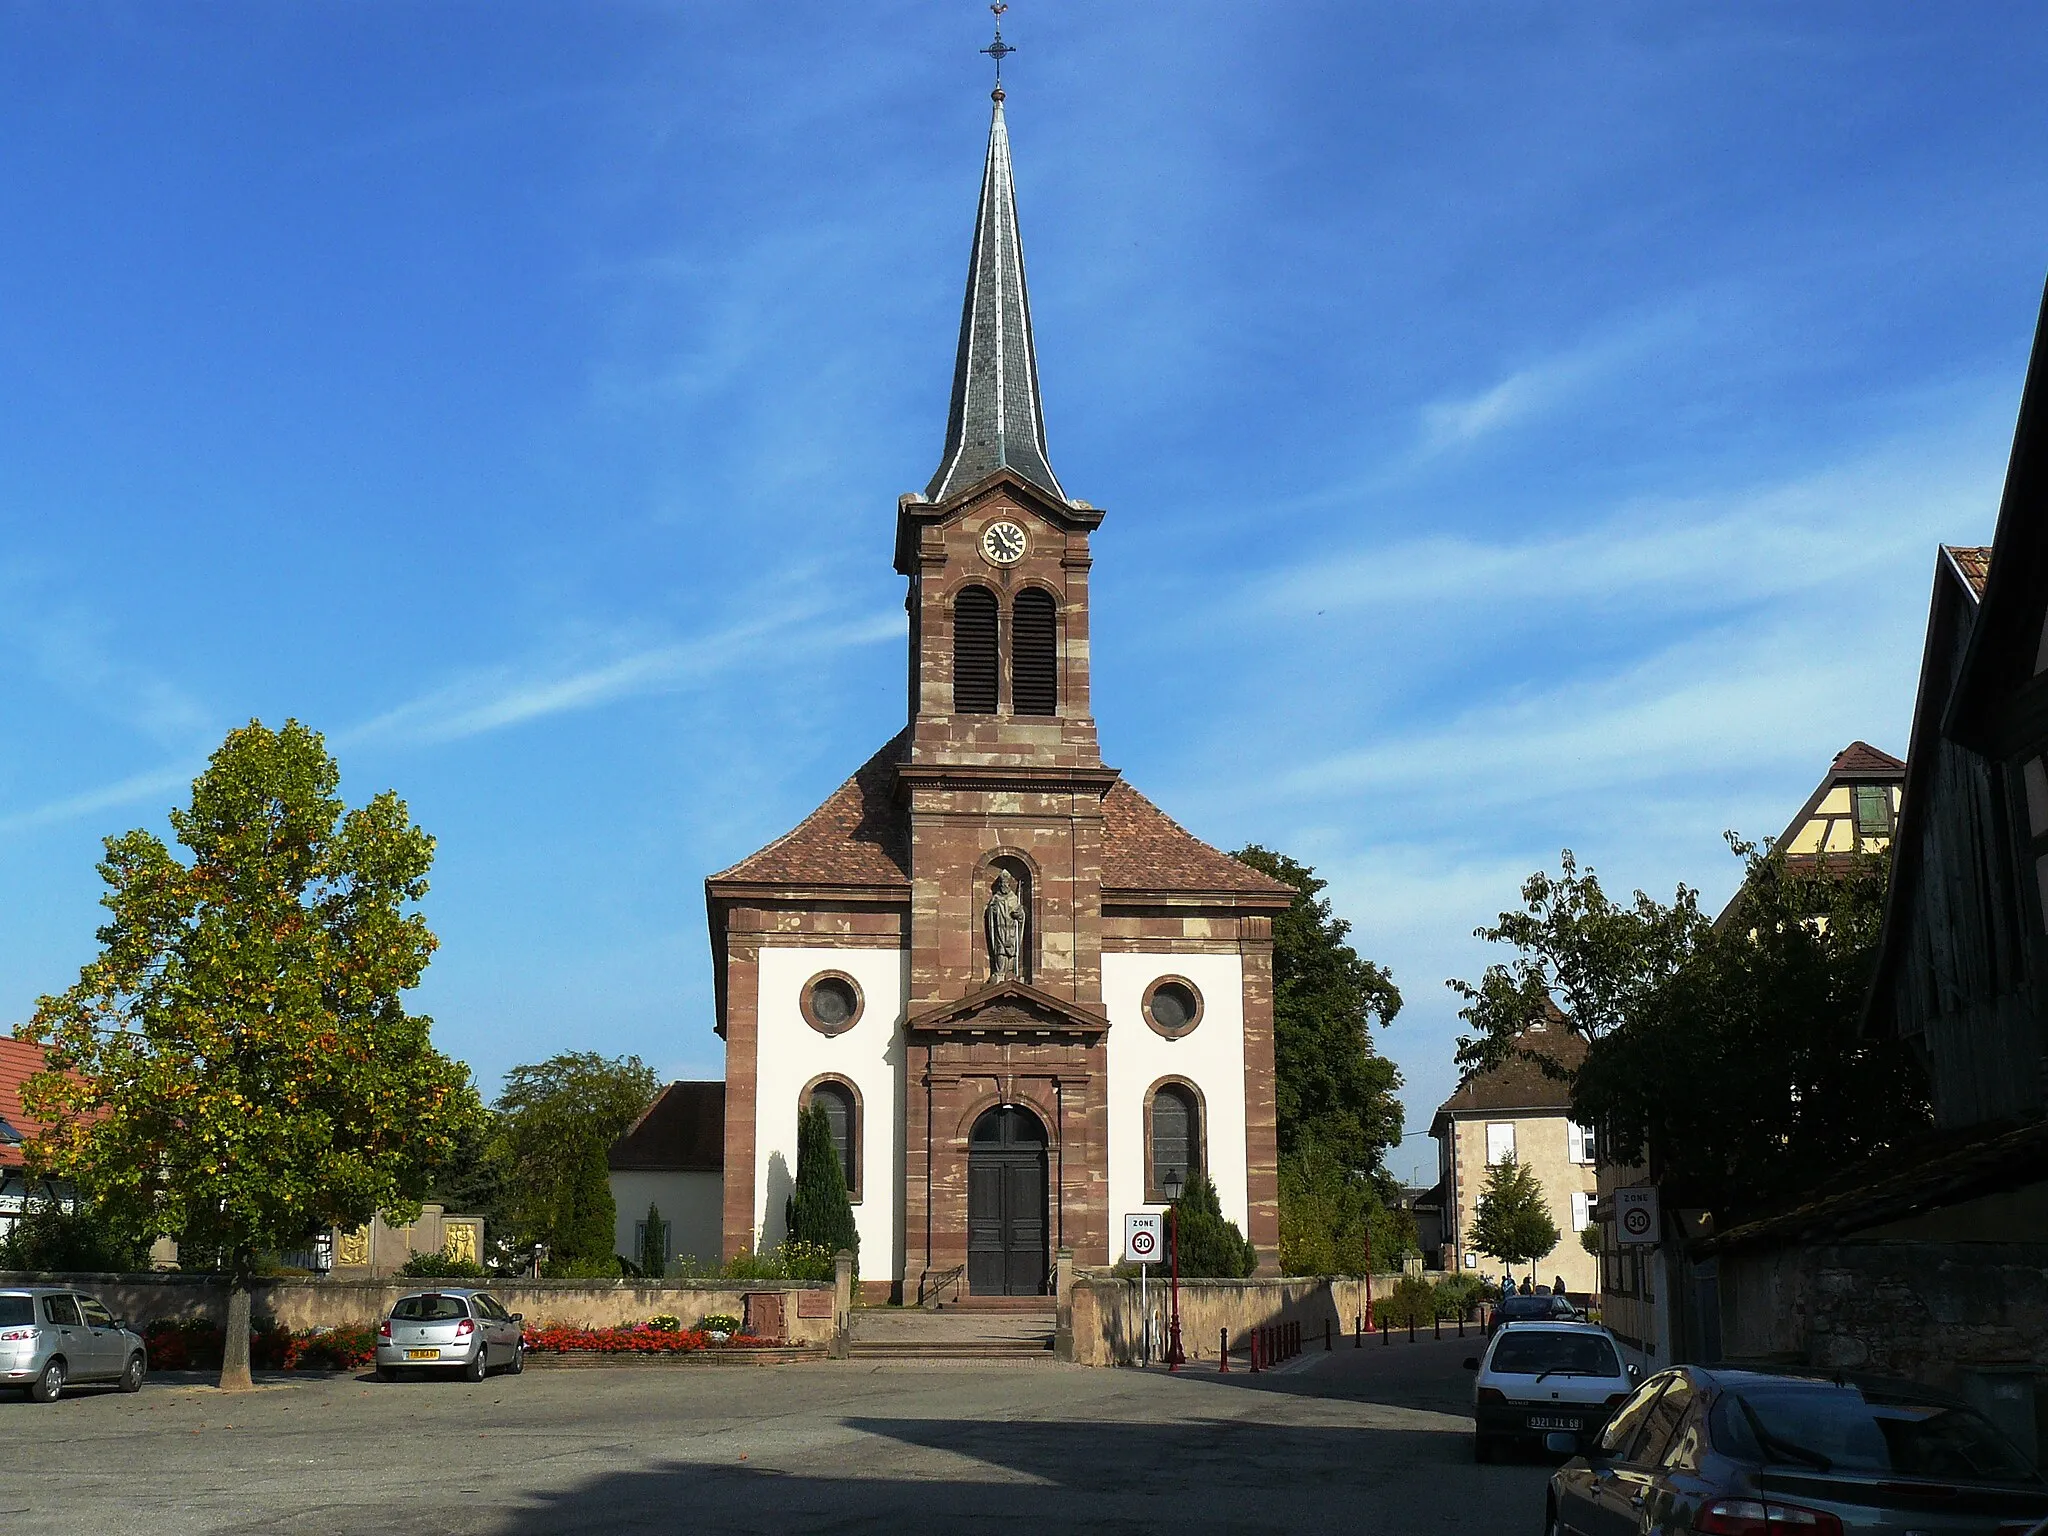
[639,1202,668,1279]
[1469,1156,1559,1279]
[546,1136,618,1276]
[0,1187,149,1273]
[1233,847,1404,1171]
[1450,842,1930,1222]
[785,1103,857,1262]
[1276,1138,1415,1277]
[18,720,472,1389]
[420,1103,518,1273]
[494,1052,657,1268]
[1167,1169,1257,1278]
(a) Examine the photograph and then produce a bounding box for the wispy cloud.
[1252,433,1985,627]
[0,763,199,837]
[0,599,904,835]
[1417,321,1676,453]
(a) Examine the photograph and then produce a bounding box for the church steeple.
[925,88,1065,506]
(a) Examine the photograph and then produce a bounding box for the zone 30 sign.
[1615,1186,1659,1246]
[1124,1211,1162,1264]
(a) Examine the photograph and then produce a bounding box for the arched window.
[1012,588,1058,716]
[1147,1083,1202,1203]
[809,1080,858,1195]
[952,585,999,714]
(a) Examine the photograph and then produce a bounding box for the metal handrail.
[918,1266,966,1308]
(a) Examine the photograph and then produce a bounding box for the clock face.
[981,520,1028,566]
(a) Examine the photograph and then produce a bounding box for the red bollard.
[1435,1313,1442,1340]
[1458,1312,1466,1338]
[1381,1315,1390,1346]
[1354,1312,1363,1349]
[1249,1327,1261,1372]
[1219,1328,1229,1373]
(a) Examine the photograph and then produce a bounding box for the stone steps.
[847,1306,1056,1361]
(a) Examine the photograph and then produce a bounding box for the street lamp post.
[1163,1167,1184,1370]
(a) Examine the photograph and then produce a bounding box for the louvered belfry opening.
[953,585,1000,714]
[1012,588,1058,716]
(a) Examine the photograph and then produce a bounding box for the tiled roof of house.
[0,1037,52,1172]
[608,1081,725,1174]
[1944,544,1991,599]
[711,736,1291,900]
[710,733,913,888]
[1831,740,1905,777]
[1101,783,1295,896]
[1432,1022,1586,1127]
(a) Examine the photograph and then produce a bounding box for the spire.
[925,88,1065,505]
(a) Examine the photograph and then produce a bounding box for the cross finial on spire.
[981,3,1015,93]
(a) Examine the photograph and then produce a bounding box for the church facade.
[706,88,1292,1300]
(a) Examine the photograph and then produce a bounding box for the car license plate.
[405,1349,440,1360]
[1528,1416,1577,1431]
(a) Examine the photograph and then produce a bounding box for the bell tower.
[895,79,1118,1293]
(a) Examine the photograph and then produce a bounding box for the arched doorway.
[967,1105,1048,1295]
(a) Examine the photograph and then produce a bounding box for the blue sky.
[4,3,2045,1182]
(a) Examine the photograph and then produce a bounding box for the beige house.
[1430,1020,1599,1297]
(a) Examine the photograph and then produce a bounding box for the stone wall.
[1718,1240,2048,1463]
[1066,1274,1415,1367]
[0,1272,838,1345]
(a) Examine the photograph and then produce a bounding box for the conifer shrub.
[785,1104,858,1267]
[1167,1170,1257,1278]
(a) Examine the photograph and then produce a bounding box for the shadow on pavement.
[488,1417,1515,1534]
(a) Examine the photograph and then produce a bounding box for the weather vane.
[981,3,1015,88]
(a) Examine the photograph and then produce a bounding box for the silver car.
[1,1286,148,1403]
[375,1289,524,1382]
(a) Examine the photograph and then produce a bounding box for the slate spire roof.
[925,89,1065,506]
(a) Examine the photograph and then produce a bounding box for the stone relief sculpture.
[444,1221,481,1266]
[985,868,1026,980]
[336,1226,371,1268]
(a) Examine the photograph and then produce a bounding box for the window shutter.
[1571,1191,1591,1232]
[1567,1122,1585,1163]
[1012,588,1058,716]
[1486,1122,1516,1165]
[952,586,999,714]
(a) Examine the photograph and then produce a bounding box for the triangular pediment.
[904,978,1109,1038]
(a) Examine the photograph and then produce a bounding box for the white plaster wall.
[752,945,906,1279]
[1103,952,1250,1243]
[609,1171,722,1268]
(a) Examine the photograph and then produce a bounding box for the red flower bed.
[140,1318,377,1371]
[520,1322,775,1354]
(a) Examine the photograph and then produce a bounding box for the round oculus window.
[1145,978,1202,1037]
[802,973,863,1034]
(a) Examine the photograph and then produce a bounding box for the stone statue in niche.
[985,869,1026,981]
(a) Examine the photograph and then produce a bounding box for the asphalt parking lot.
[5,1336,1554,1534]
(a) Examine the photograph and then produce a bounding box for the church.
[705,85,1293,1301]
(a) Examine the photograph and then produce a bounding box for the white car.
[1464,1319,1639,1462]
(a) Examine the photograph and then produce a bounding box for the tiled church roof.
[1101,783,1295,896]
[712,737,1290,899]
[710,732,913,887]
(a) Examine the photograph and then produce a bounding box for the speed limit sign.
[1124,1211,1162,1263]
[1616,1186,1659,1245]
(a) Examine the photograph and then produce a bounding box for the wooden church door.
[966,1106,1048,1295]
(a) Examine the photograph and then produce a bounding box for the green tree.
[494,1051,658,1268]
[1233,847,1404,1170]
[18,720,473,1390]
[1168,1169,1257,1278]
[1469,1156,1560,1279]
[1450,842,1929,1222]
[785,1103,857,1261]
[546,1136,616,1275]
[639,1202,667,1279]
[1276,1138,1415,1277]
